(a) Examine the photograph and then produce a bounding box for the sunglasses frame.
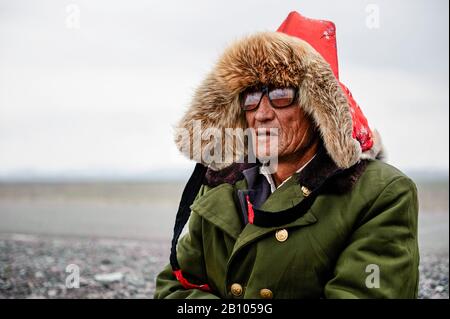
[240,85,298,111]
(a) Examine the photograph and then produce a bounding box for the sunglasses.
[240,86,298,111]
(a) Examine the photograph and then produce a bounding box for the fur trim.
[204,145,369,194]
[205,162,256,188]
[361,128,385,161]
[296,146,369,194]
[175,31,375,169]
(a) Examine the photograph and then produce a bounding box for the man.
[154,12,419,299]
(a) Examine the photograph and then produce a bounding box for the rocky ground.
[0,233,165,299]
[0,233,448,299]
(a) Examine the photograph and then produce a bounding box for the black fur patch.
[204,162,257,188]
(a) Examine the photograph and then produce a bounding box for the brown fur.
[175,32,382,170]
[204,145,369,194]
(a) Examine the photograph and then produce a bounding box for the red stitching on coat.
[173,270,211,292]
[246,195,255,224]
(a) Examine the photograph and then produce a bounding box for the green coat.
[154,159,419,299]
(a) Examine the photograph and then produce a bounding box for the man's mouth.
[255,128,279,136]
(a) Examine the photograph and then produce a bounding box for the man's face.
[245,94,317,160]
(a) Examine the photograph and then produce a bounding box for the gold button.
[301,186,311,197]
[230,283,243,297]
[260,288,273,299]
[275,229,288,242]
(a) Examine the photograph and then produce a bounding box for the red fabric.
[277,11,339,78]
[339,83,373,151]
[277,11,373,152]
[173,269,211,292]
[246,195,255,224]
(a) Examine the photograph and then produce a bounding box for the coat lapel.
[228,176,318,265]
[190,183,243,240]
[192,145,368,271]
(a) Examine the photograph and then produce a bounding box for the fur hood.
[174,31,383,170]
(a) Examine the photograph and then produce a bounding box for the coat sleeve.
[154,186,220,299]
[324,176,420,299]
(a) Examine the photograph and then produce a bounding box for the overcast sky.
[0,0,448,179]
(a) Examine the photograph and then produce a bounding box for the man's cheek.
[245,114,255,127]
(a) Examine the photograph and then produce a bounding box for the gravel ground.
[0,233,447,299]
[0,233,167,299]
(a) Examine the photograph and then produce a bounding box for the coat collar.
[191,174,319,271]
[193,146,369,257]
[204,144,369,195]
[191,172,319,259]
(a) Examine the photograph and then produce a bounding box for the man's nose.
[254,95,275,122]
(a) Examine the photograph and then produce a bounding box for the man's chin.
[255,154,279,173]
[255,152,279,163]
[254,139,280,160]
[256,153,276,161]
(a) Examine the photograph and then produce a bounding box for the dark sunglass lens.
[242,91,263,110]
[269,88,296,107]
